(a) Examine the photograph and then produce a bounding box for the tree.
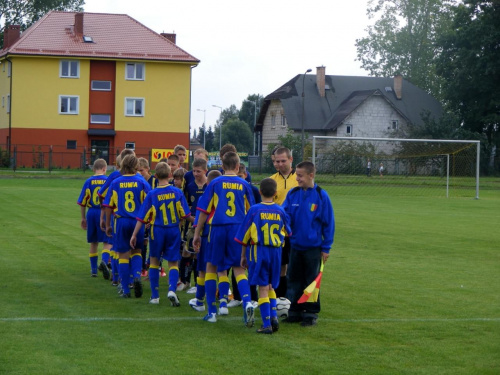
[436,0,500,148]
[355,0,453,98]
[1,0,84,48]
[221,119,253,153]
[239,94,264,134]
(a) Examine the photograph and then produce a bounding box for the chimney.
[161,33,176,44]
[394,74,403,100]
[316,66,326,98]
[3,25,21,49]
[75,13,84,36]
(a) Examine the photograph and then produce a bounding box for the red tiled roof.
[1,11,199,63]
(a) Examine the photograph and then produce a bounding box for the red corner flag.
[297,260,324,304]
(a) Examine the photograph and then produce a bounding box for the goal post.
[312,136,480,199]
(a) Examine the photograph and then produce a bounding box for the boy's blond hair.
[222,151,239,171]
[138,157,149,169]
[155,162,171,180]
[121,154,139,174]
[173,168,185,179]
[93,158,107,172]
[168,154,180,163]
[115,155,122,169]
[174,144,187,154]
[296,161,316,176]
[238,164,246,174]
[120,148,135,158]
[220,143,237,158]
[194,148,209,160]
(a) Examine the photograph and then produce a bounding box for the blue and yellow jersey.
[136,184,190,228]
[185,180,207,216]
[103,174,151,219]
[235,202,291,248]
[98,170,121,200]
[147,174,158,189]
[77,174,107,209]
[197,174,255,226]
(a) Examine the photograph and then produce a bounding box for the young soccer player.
[77,158,111,278]
[174,144,188,168]
[282,161,335,326]
[103,154,151,298]
[193,152,255,324]
[167,154,181,175]
[236,178,291,334]
[130,162,191,305]
[184,148,208,187]
[189,170,221,312]
[217,143,252,183]
[179,158,208,293]
[172,168,185,189]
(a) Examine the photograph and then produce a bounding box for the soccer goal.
[312,136,480,199]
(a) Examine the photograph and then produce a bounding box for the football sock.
[195,276,205,304]
[236,274,251,305]
[119,259,130,293]
[168,266,179,293]
[112,252,119,282]
[269,289,278,319]
[130,253,142,279]
[276,276,287,298]
[205,273,218,315]
[218,275,230,307]
[258,297,271,328]
[101,249,110,265]
[89,253,98,274]
[149,265,160,299]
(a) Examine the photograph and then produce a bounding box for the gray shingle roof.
[256,74,443,132]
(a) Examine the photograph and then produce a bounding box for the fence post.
[12,145,17,172]
[82,147,87,173]
[49,145,53,173]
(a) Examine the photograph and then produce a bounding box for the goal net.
[312,136,480,198]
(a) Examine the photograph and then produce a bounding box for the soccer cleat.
[256,325,273,335]
[244,302,255,328]
[186,286,197,294]
[133,278,143,298]
[203,313,217,323]
[141,269,148,277]
[271,318,280,332]
[91,273,98,278]
[218,306,229,315]
[167,291,180,307]
[300,317,317,327]
[149,298,159,305]
[111,281,119,287]
[227,299,242,308]
[120,292,131,298]
[160,268,167,277]
[99,261,110,280]
[189,298,205,312]
[176,282,190,292]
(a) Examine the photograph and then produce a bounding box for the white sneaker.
[189,298,205,312]
[167,291,180,307]
[176,282,189,292]
[245,302,255,328]
[203,313,217,323]
[149,298,159,305]
[186,286,197,294]
[252,300,259,309]
[218,306,229,315]
[227,299,242,308]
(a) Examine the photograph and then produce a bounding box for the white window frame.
[91,80,112,91]
[125,62,145,81]
[392,120,399,130]
[125,142,135,150]
[90,114,111,124]
[125,98,145,117]
[346,124,353,135]
[7,61,11,77]
[6,94,10,113]
[59,95,79,115]
[60,60,80,78]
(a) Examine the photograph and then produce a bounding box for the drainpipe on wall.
[6,57,12,162]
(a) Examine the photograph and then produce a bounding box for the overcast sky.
[83,0,372,135]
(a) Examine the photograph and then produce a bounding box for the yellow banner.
[151,149,174,163]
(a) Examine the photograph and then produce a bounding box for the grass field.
[0,175,499,374]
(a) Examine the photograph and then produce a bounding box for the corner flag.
[297,260,324,303]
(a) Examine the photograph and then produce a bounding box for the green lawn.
[0,177,499,375]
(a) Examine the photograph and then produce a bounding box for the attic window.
[83,35,93,43]
[385,87,393,92]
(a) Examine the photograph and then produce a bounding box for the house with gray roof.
[255,66,443,156]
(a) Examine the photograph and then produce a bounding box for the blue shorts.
[149,225,181,262]
[206,224,241,270]
[86,208,106,243]
[114,217,144,253]
[196,235,208,272]
[248,245,282,289]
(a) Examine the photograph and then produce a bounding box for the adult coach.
[282,161,334,326]
[269,147,298,297]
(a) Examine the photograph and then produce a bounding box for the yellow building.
[0,11,199,167]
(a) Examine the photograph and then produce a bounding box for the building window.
[91,80,112,91]
[60,60,79,78]
[392,120,399,130]
[346,124,353,135]
[91,114,111,124]
[59,95,79,114]
[67,140,77,149]
[125,98,144,116]
[125,63,145,80]
[281,115,286,127]
[125,142,135,150]
[6,95,10,113]
[271,114,276,128]
[7,61,11,77]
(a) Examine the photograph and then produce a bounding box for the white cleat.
[189,298,205,312]
[149,298,159,305]
[218,306,229,315]
[167,291,180,307]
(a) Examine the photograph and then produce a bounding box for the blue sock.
[168,266,179,292]
[119,259,130,293]
[218,275,230,307]
[205,273,217,315]
[149,266,160,299]
[259,298,271,327]
[236,274,251,305]
[101,249,110,265]
[196,276,205,305]
[90,253,98,274]
[131,253,142,279]
[269,289,278,319]
[112,252,119,282]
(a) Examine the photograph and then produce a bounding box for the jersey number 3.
[225,192,236,217]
